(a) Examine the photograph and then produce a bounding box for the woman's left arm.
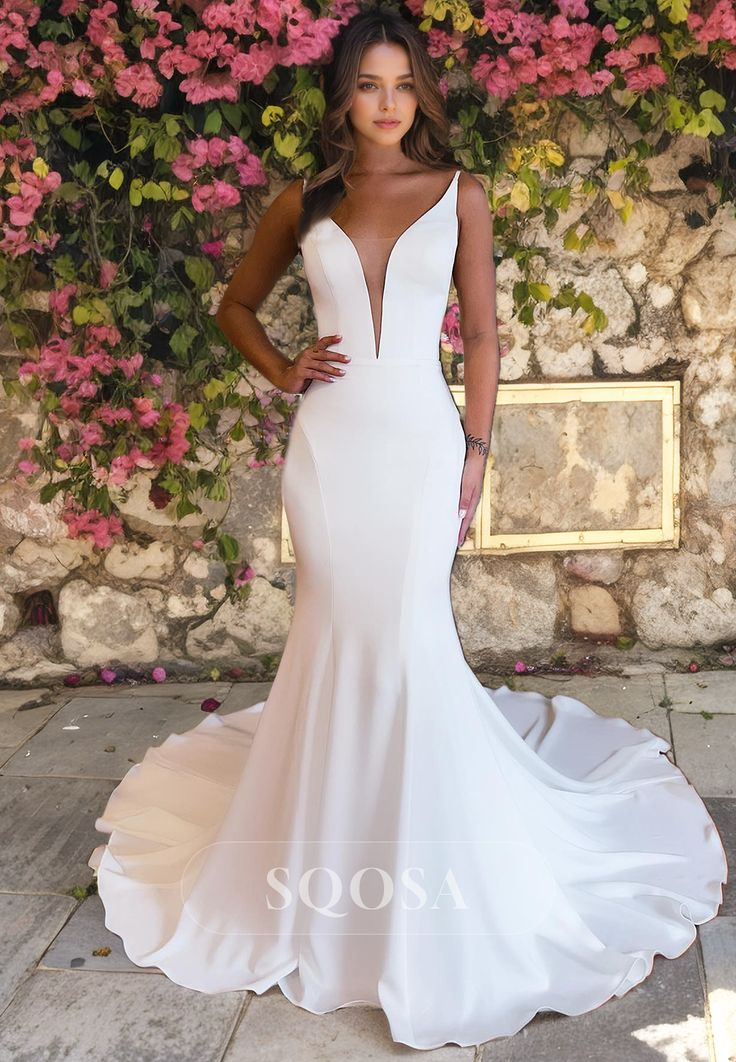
[452,171,501,546]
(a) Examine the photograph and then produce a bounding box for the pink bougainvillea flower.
[689,0,736,46]
[191,538,205,550]
[114,63,162,108]
[132,396,161,428]
[180,71,239,104]
[48,283,78,316]
[99,260,119,288]
[628,32,661,55]
[201,239,224,257]
[100,667,117,684]
[61,499,125,548]
[17,436,36,451]
[17,459,40,475]
[191,179,241,213]
[117,352,144,379]
[151,666,167,682]
[200,697,221,713]
[514,660,528,673]
[234,564,255,587]
[64,673,82,686]
[556,0,589,17]
[624,63,667,92]
[79,422,105,449]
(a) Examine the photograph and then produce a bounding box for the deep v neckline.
[326,169,460,360]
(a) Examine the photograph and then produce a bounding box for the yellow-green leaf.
[273,132,300,159]
[509,181,531,212]
[262,105,285,127]
[203,377,227,401]
[700,89,726,112]
[187,402,208,430]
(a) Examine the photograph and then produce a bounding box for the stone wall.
[1,120,735,684]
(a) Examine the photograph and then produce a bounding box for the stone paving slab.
[0,688,60,767]
[699,916,736,1062]
[0,775,111,892]
[1,690,232,781]
[704,799,735,917]
[0,970,245,1062]
[669,713,736,797]
[0,681,277,783]
[226,985,475,1060]
[40,893,158,976]
[665,670,736,713]
[480,944,709,1061]
[0,892,76,1013]
[217,682,279,713]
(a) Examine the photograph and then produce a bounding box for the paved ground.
[0,670,733,1062]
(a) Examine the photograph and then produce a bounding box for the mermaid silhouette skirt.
[88,170,727,1050]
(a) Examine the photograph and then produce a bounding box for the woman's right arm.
[214,177,303,390]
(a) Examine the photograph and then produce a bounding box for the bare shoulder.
[258,176,304,244]
[457,169,489,211]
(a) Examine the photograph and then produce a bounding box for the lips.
[375,120,400,128]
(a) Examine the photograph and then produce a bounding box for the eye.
[357,81,415,91]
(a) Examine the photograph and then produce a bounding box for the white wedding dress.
[88,168,728,1051]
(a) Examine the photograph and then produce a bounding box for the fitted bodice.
[299,170,460,364]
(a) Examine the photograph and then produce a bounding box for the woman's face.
[348,41,418,146]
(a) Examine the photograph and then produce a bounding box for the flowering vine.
[0,0,734,592]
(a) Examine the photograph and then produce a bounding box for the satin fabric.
[88,169,727,1050]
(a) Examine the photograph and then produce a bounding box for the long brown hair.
[297,6,457,245]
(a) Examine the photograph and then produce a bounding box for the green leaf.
[203,109,223,135]
[202,377,227,401]
[220,103,243,130]
[109,167,124,190]
[699,89,726,112]
[60,126,81,149]
[659,0,690,24]
[170,323,198,360]
[176,494,200,519]
[129,178,143,207]
[187,401,208,430]
[529,283,552,301]
[129,134,148,159]
[184,256,215,292]
[39,481,66,503]
[273,131,300,159]
[217,533,239,562]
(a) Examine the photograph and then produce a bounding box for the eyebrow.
[357,72,414,79]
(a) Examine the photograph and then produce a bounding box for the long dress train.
[88,168,728,1051]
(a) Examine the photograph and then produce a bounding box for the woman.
[88,8,727,1051]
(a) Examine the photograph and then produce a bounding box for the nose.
[380,89,398,111]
